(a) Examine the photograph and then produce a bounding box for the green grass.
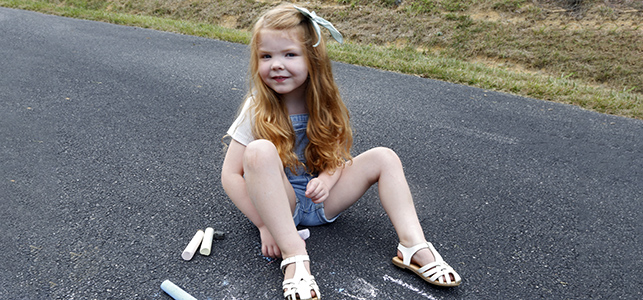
[0,0,252,43]
[1,0,641,119]
[330,42,641,117]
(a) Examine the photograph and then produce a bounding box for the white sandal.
[392,242,462,287]
[281,255,320,300]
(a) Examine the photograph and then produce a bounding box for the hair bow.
[294,5,343,47]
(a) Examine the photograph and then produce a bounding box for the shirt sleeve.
[226,98,255,146]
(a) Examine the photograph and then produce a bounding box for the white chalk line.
[340,291,371,300]
[383,274,438,300]
[337,277,379,300]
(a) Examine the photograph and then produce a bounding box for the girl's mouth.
[273,76,288,83]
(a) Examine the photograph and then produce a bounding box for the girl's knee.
[372,147,401,165]
[244,139,280,169]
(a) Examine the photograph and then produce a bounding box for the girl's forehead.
[258,28,303,44]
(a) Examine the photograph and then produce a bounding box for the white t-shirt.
[227,98,255,146]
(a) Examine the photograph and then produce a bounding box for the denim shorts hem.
[292,194,340,227]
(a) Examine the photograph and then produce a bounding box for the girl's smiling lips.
[272,76,288,82]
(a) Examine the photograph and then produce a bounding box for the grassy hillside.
[2,0,641,118]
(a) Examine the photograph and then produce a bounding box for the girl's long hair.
[247,4,352,174]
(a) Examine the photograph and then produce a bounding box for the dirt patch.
[78,0,643,93]
[221,15,237,28]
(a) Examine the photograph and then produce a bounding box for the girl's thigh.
[244,139,298,212]
[323,147,397,219]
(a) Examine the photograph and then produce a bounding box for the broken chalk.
[182,230,204,261]
[161,280,197,300]
[199,227,214,256]
[298,229,310,240]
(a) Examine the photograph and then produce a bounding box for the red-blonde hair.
[246,4,352,174]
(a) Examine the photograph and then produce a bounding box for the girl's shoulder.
[234,96,257,120]
[240,95,255,111]
[227,97,257,146]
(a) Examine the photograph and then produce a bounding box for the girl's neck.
[286,99,307,115]
[282,82,308,115]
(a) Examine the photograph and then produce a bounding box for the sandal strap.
[281,255,310,274]
[281,255,320,299]
[283,277,319,299]
[397,242,429,266]
[398,242,446,266]
[417,261,461,285]
[396,241,462,286]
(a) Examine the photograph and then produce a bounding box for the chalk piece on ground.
[213,230,225,240]
[182,230,204,261]
[298,229,310,240]
[200,227,214,256]
[161,280,198,300]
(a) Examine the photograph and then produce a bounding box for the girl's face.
[257,29,309,100]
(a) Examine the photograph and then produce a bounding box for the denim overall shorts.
[287,114,340,227]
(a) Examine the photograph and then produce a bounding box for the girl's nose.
[271,59,284,70]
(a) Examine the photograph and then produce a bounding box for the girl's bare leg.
[324,147,438,268]
[243,140,314,289]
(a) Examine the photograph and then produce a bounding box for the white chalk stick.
[182,230,204,261]
[161,280,197,300]
[200,227,214,256]
[298,229,310,240]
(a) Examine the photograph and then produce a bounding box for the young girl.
[221,4,461,299]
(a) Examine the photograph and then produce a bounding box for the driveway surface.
[1,7,641,300]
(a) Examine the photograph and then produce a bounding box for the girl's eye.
[286,53,296,57]
[261,54,271,59]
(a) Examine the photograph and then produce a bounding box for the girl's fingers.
[312,193,327,203]
[263,244,281,258]
[305,179,320,197]
[306,178,329,203]
[308,186,323,201]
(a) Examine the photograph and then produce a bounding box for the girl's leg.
[244,139,304,258]
[324,147,438,267]
[243,140,315,291]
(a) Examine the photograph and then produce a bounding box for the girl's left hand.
[306,178,330,203]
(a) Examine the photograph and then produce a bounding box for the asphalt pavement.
[1,7,641,300]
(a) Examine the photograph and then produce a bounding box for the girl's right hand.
[259,226,282,258]
[305,178,330,203]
